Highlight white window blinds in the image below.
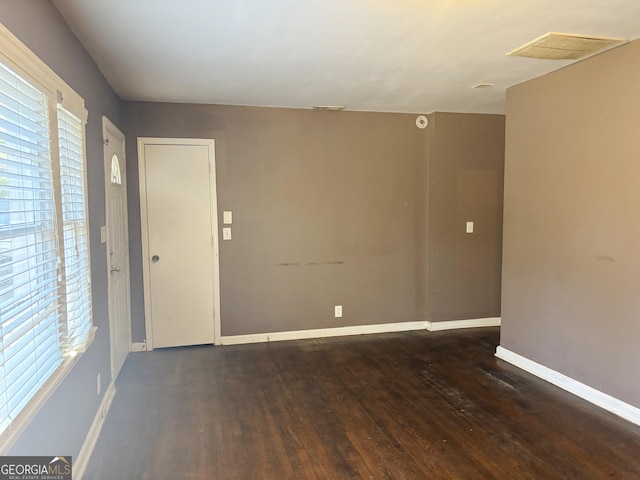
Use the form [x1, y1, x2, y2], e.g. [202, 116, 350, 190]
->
[57, 107, 92, 352]
[0, 63, 63, 434]
[0, 29, 93, 438]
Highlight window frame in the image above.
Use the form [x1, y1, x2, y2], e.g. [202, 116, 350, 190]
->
[0, 23, 95, 453]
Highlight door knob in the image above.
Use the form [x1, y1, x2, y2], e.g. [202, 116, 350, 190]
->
[110, 266, 120, 273]
[152, 255, 160, 263]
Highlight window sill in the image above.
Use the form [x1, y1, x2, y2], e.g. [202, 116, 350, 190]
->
[0, 326, 98, 454]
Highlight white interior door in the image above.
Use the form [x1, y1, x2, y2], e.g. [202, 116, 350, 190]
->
[103, 117, 131, 381]
[138, 139, 220, 349]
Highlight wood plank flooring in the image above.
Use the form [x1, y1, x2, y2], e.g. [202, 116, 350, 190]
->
[84, 328, 640, 479]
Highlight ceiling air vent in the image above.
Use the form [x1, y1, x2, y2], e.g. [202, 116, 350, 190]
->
[507, 32, 627, 60]
[313, 105, 345, 111]
[472, 83, 494, 89]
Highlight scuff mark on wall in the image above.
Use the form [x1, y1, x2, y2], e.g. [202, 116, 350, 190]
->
[276, 261, 346, 266]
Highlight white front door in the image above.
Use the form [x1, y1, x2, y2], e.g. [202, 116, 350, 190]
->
[138, 138, 220, 349]
[103, 117, 131, 380]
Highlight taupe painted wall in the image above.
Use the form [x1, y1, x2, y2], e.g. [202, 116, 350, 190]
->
[1, 0, 122, 456]
[501, 40, 640, 407]
[124, 105, 505, 339]
[1, 1, 505, 453]
[125, 103, 429, 338]
[429, 113, 505, 322]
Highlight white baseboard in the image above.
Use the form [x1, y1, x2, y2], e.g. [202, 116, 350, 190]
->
[426, 317, 501, 331]
[495, 346, 640, 427]
[131, 342, 147, 352]
[219, 321, 428, 346]
[74, 382, 117, 480]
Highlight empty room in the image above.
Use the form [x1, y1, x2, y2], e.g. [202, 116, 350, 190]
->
[1, 0, 640, 479]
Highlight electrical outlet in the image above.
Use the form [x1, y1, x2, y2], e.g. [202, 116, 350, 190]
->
[335, 305, 343, 318]
[96, 373, 101, 396]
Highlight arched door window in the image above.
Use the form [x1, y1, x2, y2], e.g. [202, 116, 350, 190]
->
[111, 154, 122, 185]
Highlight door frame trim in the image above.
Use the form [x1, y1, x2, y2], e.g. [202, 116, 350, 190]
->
[137, 137, 221, 350]
[103, 116, 132, 380]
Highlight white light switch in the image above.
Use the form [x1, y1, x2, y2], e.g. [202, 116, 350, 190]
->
[334, 305, 343, 318]
[222, 227, 232, 240]
[223, 211, 233, 224]
[466, 221, 474, 234]
[100, 226, 106, 243]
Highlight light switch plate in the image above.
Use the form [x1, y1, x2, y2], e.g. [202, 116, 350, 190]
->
[466, 221, 474, 234]
[335, 305, 342, 318]
[222, 227, 232, 240]
[223, 211, 232, 224]
[100, 226, 106, 243]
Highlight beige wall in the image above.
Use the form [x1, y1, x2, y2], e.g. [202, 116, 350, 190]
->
[501, 40, 640, 408]
[124, 103, 504, 339]
[429, 113, 505, 321]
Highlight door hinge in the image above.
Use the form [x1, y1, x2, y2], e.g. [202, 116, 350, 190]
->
[103, 138, 109, 145]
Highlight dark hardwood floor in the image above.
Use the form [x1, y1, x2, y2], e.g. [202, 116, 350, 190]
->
[84, 328, 640, 479]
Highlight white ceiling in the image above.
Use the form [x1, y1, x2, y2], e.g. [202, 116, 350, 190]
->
[52, 0, 640, 114]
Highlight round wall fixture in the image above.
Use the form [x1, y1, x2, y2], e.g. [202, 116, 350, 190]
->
[416, 115, 428, 129]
